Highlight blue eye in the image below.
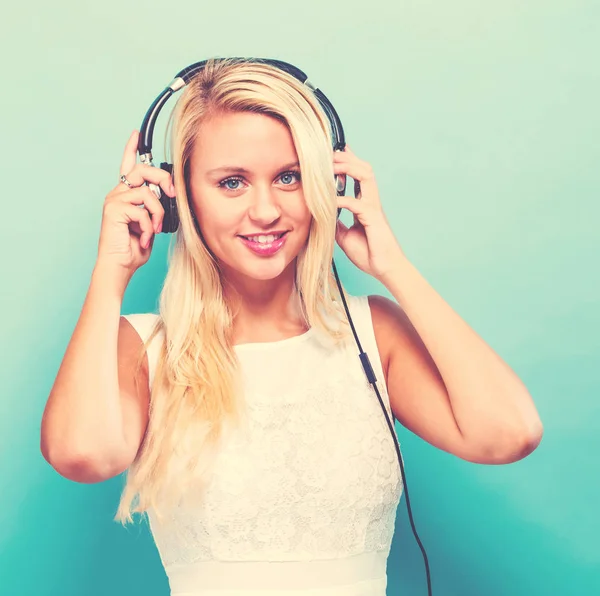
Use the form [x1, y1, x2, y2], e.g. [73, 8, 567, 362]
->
[218, 170, 301, 194]
[280, 170, 301, 185]
[221, 178, 243, 191]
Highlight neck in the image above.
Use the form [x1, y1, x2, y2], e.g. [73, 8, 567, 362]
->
[221, 261, 307, 331]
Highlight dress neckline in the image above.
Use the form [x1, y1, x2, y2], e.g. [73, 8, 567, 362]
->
[233, 327, 314, 350]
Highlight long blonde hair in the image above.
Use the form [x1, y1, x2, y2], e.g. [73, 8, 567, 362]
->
[115, 58, 351, 526]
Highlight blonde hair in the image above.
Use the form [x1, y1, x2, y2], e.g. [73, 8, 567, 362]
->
[115, 57, 351, 526]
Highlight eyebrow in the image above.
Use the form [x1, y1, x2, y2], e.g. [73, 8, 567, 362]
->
[206, 161, 300, 176]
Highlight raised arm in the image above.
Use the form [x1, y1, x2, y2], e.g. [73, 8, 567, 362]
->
[40, 130, 171, 482]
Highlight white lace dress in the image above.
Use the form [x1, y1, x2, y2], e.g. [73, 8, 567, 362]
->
[123, 294, 404, 596]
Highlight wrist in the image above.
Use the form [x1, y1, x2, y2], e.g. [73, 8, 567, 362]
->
[375, 251, 413, 287]
[91, 261, 134, 298]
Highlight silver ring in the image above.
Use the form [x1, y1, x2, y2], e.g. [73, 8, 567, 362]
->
[120, 174, 133, 188]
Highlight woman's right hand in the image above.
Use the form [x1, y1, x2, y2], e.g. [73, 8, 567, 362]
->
[96, 130, 175, 274]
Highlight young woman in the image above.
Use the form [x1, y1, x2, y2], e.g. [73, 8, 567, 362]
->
[41, 58, 543, 596]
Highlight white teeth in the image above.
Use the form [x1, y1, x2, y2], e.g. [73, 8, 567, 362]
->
[245, 233, 283, 244]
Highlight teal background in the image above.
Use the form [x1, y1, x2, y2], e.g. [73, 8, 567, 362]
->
[1, 1, 598, 594]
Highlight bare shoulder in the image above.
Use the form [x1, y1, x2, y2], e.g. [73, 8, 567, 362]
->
[118, 315, 150, 377]
[366, 294, 481, 462]
[366, 294, 409, 375]
[116, 316, 151, 470]
[367, 292, 440, 389]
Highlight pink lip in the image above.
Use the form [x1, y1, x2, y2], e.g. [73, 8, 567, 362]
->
[239, 232, 288, 256]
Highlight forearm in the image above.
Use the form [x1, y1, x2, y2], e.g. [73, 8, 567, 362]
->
[378, 255, 543, 451]
[41, 263, 132, 470]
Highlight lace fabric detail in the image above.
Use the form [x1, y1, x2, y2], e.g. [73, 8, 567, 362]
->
[123, 295, 403, 593]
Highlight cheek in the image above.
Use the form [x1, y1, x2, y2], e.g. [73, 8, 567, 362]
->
[289, 196, 312, 224]
[192, 200, 232, 236]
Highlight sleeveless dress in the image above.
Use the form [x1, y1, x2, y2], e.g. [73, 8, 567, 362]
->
[122, 294, 404, 596]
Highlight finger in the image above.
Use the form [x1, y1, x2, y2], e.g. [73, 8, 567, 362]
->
[335, 219, 349, 242]
[120, 130, 139, 178]
[337, 195, 364, 214]
[117, 163, 176, 199]
[333, 149, 350, 162]
[333, 144, 354, 159]
[116, 185, 165, 234]
[333, 162, 380, 204]
[121, 203, 155, 249]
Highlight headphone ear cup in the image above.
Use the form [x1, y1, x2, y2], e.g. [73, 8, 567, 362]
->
[158, 162, 179, 233]
[335, 173, 346, 219]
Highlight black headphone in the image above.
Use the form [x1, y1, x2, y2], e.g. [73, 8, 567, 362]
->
[136, 57, 432, 595]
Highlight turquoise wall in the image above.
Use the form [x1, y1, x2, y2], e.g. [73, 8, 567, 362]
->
[1, 1, 598, 594]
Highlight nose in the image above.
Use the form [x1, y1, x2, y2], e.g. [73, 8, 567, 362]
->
[247, 184, 281, 225]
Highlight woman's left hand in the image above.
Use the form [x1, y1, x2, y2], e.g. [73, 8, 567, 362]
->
[334, 146, 405, 280]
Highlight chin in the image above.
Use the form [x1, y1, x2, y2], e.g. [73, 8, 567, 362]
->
[215, 251, 293, 283]
[239, 256, 293, 281]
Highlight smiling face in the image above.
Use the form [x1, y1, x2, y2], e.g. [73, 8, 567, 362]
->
[187, 110, 313, 285]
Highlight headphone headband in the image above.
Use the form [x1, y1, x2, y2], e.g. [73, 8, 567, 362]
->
[137, 57, 346, 159]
